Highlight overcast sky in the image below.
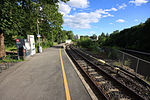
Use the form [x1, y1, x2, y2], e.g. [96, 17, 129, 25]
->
[58, 0, 150, 36]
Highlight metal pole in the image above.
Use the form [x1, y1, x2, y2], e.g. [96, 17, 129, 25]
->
[122, 53, 124, 67]
[37, 19, 40, 48]
[135, 58, 139, 76]
[52, 32, 53, 43]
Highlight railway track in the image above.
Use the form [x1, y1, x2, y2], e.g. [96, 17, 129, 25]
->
[66, 45, 150, 100]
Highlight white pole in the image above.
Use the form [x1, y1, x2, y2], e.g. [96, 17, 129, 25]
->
[37, 19, 40, 52]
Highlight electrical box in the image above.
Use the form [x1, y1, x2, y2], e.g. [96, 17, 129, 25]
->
[28, 35, 36, 55]
[24, 39, 31, 56]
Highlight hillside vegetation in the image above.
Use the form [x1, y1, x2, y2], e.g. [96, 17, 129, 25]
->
[77, 18, 150, 53]
[104, 18, 150, 52]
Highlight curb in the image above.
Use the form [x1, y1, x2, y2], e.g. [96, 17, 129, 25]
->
[63, 45, 98, 100]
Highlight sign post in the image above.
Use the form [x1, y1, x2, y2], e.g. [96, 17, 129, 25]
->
[37, 34, 42, 53]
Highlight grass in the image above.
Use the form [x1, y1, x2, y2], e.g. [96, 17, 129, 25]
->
[0, 55, 23, 63]
[5, 46, 17, 52]
[4, 41, 58, 62]
[145, 79, 150, 85]
[2, 46, 22, 63]
[53, 42, 58, 46]
[113, 61, 122, 66]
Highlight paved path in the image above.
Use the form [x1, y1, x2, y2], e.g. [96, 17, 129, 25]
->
[0, 45, 91, 100]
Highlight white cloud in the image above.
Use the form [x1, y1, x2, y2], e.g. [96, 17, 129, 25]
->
[96, 9, 109, 14]
[89, 31, 96, 35]
[73, 8, 76, 11]
[64, 11, 101, 29]
[109, 23, 113, 24]
[58, 2, 71, 16]
[58, 1, 125, 29]
[63, 9, 115, 29]
[129, 0, 148, 6]
[67, 0, 89, 8]
[134, 19, 138, 22]
[58, 0, 89, 16]
[102, 14, 114, 18]
[104, 7, 118, 11]
[116, 19, 125, 23]
[118, 3, 127, 9]
[111, 8, 118, 11]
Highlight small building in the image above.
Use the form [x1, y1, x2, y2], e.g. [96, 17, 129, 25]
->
[73, 35, 80, 40]
[65, 40, 72, 44]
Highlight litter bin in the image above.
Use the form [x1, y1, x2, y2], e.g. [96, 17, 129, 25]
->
[38, 46, 42, 53]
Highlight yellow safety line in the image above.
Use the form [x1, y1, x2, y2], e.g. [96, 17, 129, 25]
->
[59, 48, 71, 100]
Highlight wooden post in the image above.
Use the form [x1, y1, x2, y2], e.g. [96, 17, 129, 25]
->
[0, 33, 6, 58]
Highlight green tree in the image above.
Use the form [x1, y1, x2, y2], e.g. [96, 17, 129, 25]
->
[90, 34, 97, 40]
[104, 18, 150, 52]
[98, 32, 106, 46]
[0, 0, 72, 56]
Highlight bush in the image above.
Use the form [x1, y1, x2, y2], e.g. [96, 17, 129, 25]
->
[41, 40, 53, 49]
[77, 39, 92, 48]
[77, 39, 99, 52]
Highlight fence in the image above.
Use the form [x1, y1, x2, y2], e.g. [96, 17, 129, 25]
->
[100, 47, 150, 82]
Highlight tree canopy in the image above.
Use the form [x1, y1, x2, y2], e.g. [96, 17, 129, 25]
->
[103, 18, 150, 52]
[0, 0, 73, 47]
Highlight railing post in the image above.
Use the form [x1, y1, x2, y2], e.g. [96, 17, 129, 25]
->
[121, 53, 124, 67]
[135, 58, 139, 76]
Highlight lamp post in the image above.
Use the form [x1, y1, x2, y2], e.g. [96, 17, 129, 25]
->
[52, 31, 53, 45]
[36, 6, 43, 53]
[37, 19, 42, 53]
[37, 19, 40, 46]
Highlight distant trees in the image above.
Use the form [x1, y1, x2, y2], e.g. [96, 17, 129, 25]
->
[104, 18, 150, 52]
[90, 34, 97, 40]
[98, 32, 107, 46]
[77, 38, 99, 52]
[77, 18, 150, 53]
[57, 30, 73, 43]
[80, 35, 89, 40]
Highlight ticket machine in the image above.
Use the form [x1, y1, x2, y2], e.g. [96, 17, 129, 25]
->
[27, 35, 36, 55]
[16, 39, 25, 59]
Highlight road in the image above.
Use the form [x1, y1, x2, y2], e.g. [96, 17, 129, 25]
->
[0, 45, 91, 100]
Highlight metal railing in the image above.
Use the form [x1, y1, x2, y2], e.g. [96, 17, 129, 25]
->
[100, 47, 150, 82]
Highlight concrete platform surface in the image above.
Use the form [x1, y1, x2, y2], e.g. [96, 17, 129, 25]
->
[0, 45, 91, 100]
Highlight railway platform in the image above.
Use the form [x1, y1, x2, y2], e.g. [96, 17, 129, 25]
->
[0, 44, 92, 100]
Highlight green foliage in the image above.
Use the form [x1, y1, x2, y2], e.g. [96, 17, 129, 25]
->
[104, 18, 150, 52]
[124, 59, 131, 66]
[66, 31, 73, 40]
[0, 55, 23, 63]
[0, 0, 73, 49]
[56, 30, 73, 44]
[77, 38, 99, 52]
[80, 35, 89, 41]
[77, 39, 92, 48]
[90, 34, 97, 40]
[41, 40, 53, 49]
[5, 46, 17, 52]
[98, 32, 107, 46]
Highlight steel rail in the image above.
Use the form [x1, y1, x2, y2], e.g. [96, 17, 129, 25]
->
[69, 46, 147, 100]
[74, 46, 150, 89]
[66, 47, 109, 100]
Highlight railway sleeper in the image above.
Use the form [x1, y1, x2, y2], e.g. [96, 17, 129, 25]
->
[67, 46, 148, 100]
